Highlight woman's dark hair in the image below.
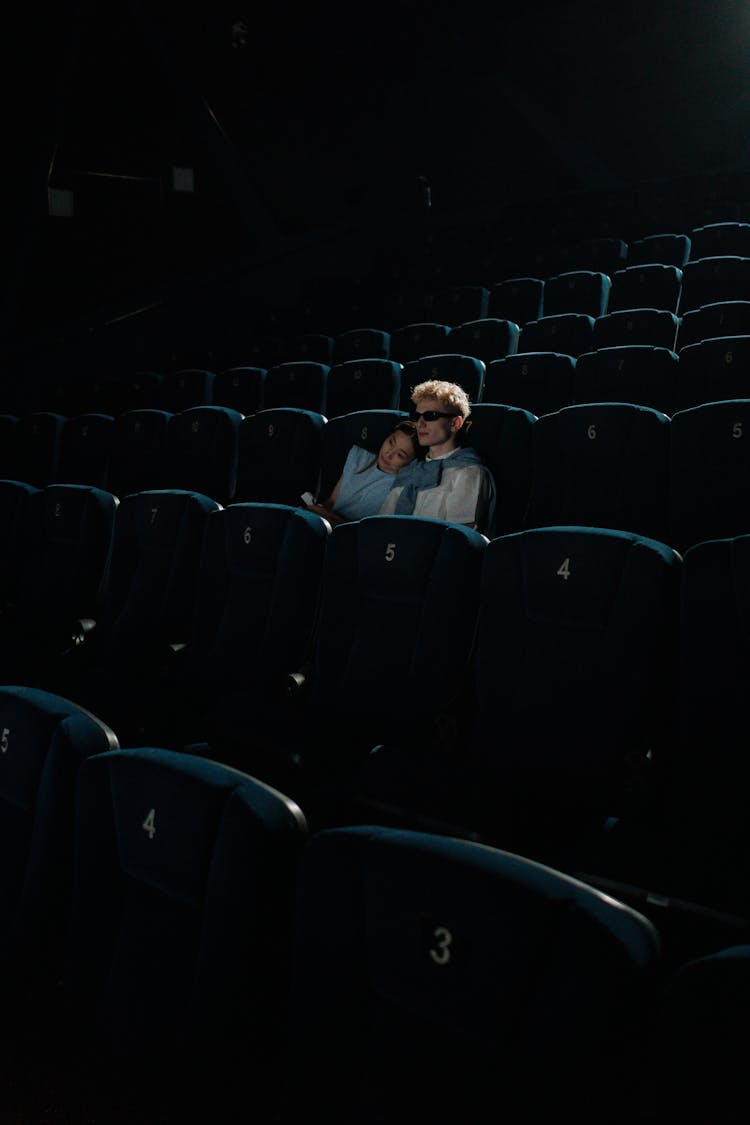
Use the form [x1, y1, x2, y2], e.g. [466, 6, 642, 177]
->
[393, 420, 423, 459]
[356, 421, 423, 475]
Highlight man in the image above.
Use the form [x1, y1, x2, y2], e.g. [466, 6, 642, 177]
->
[379, 379, 495, 531]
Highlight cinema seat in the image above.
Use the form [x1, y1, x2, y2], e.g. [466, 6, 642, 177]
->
[212, 365, 266, 415]
[0, 686, 118, 1011]
[57, 747, 307, 1120]
[543, 270, 611, 318]
[325, 359, 402, 418]
[524, 402, 671, 542]
[56, 413, 115, 489]
[399, 353, 485, 411]
[234, 408, 325, 505]
[488, 276, 544, 326]
[608, 264, 682, 315]
[289, 824, 659, 1124]
[519, 313, 595, 358]
[263, 361, 329, 414]
[592, 309, 679, 350]
[483, 351, 576, 416]
[573, 346, 679, 416]
[669, 399, 750, 552]
[108, 409, 172, 499]
[389, 322, 451, 365]
[163, 405, 243, 504]
[447, 317, 520, 365]
[0, 483, 118, 687]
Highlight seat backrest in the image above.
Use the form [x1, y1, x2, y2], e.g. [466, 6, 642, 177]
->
[626, 233, 691, 268]
[473, 526, 681, 817]
[675, 535, 750, 836]
[164, 406, 243, 504]
[176, 503, 331, 702]
[108, 409, 172, 499]
[559, 236, 628, 276]
[676, 300, 750, 351]
[399, 354, 485, 412]
[543, 270, 611, 318]
[592, 309, 679, 350]
[311, 517, 486, 740]
[16, 483, 118, 638]
[689, 222, 750, 260]
[263, 361, 329, 414]
[281, 332, 334, 365]
[679, 256, 750, 315]
[0, 479, 40, 604]
[524, 402, 671, 542]
[16, 412, 66, 487]
[234, 408, 325, 505]
[651, 945, 750, 1125]
[213, 366, 266, 415]
[431, 284, 490, 326]
[483, 352, 576, 417]
[674, 336, 750, 412]
[464, 403, 537, 536]
[158, 368, 215, 412]
[669, 400, 750, 552]
[389, 322, 451, 365]
[519, 313, 595, 358]
[57, 413, 115, 489]
[65, 747, 307, 1063]
[447, 318, 520, 366]
[488, 276, 544, 326]
[325, 359, 402, 418]
[0, 686, 118, 996]
[608, 264, 683, 315]
[100, 488, 222, 653]
[574, 346, 679, 416]
[290, 823, 659, 1123]
[333, 328, 391, 364]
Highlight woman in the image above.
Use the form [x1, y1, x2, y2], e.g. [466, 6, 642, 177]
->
[305, 421, 421, 526]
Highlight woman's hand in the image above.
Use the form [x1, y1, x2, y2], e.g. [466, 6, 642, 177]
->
[305, 502, 345, 526]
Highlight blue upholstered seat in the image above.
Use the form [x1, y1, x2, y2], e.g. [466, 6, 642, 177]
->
[163, 405, 243, 504]
[524, 402, 671, 542]
[234, 407, 325, 505]
[289, 824, 659, 1124]
[483, 351, 576, 416]
[574, 345, 679, 416]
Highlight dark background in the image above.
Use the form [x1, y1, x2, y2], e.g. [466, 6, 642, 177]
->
[7, 0, 750, 359]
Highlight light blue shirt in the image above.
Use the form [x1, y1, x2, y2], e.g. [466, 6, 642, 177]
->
[333, 445, 398, 520]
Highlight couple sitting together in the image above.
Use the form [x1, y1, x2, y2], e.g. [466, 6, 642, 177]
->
[305, 379, 495, 532]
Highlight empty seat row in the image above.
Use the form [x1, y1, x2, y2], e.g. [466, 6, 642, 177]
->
[488, 335, 750, 418]
[6, 680, 734, 1123]
[290, 225, 749, 340]
[21, 321, 750, 441]
[17, 506, 750, 921]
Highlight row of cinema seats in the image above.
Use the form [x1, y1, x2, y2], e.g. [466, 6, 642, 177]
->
[2, 518, 750, 1125]
[24, 325, 750, 433]
[301, 223, 750, 332]
[250, 223, 750, 347]
[2, 684, 743, 1125]
[5, 484, 750, 926]
[4, 397, 750, 551]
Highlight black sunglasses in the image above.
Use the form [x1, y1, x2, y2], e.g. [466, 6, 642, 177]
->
[410, 410, 459, 422]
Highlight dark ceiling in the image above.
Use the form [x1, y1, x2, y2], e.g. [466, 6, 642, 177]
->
[35, 0, 750, 230]
[7, 0, 750, 348]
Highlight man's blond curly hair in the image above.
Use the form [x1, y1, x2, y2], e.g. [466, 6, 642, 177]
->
[411, 380, 471, 419]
